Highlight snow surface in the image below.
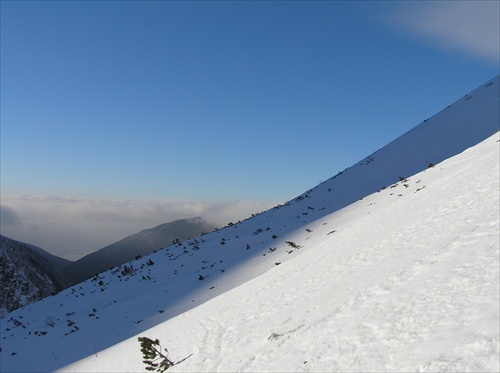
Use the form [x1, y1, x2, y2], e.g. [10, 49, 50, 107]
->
[1, 76, 499, 372]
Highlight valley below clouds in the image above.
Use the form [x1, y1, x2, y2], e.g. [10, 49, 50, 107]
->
[0, 195, 274, 261]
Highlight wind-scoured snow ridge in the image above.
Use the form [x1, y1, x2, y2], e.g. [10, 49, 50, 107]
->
[296, 75, 499, 209]
[1, 76, 498, 372]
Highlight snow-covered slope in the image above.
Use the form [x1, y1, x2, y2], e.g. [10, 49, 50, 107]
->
[0, 76, 498, 372]
[66, 132, 500, 373]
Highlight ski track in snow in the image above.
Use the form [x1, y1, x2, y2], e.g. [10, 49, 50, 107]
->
[1, 76, 499, 373]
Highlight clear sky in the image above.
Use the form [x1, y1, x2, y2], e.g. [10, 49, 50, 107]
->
[1, 1, 499, 259]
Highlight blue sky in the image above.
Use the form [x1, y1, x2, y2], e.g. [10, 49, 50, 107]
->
[1, 0, 499, 202]
[0, 1, 499, 259]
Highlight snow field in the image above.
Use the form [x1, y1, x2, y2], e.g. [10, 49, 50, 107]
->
[2, 76, 498, 372]
[60, 132, 499, 372]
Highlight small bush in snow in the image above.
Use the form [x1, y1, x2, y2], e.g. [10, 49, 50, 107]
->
[138, 336, 174, 372]
[285, 241, 301, 249]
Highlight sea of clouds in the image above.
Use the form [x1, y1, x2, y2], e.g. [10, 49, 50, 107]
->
[0, 195, 275, 261]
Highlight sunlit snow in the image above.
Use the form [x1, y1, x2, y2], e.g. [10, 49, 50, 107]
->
[1, 76, 498, 372]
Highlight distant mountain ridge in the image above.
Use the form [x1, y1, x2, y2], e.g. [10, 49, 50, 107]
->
[0, 235, 70, 317]
[13, 239, 73, 271]
[62, 217, 216, 285]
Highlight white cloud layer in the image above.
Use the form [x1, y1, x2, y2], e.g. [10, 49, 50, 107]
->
[385, 1, 500, 64]
[0, 195, 275, 261]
